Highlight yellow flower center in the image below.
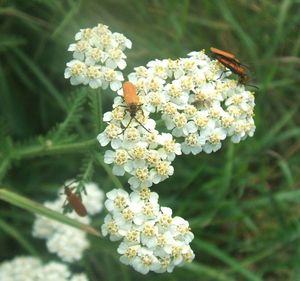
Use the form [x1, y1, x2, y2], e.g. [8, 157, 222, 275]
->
[168, 85, 181, 98]
[107, 220, 118, 234]
[139, 187, 151, 201]
[126, 230, 139, 242]
[111, 107, 125, 121]
[184, 105, 197, 117]
[132, 146, 146, 159]
[185, 134, 198, 146]
[113, 195, 127, 209]
[126, 127, 139, 141]
[164, 139, 176, 153]
[71, 63, 85, 76]
[164, 102, 177, 116]
[125, 247, 138, 258]
[155, 161, 170, 176]
[174, 114, 187, 128]
[208, 133, 221, 144]
[146, 151, 160, 165]
[114, 150, 128, 165]
[141, 255, 153, 266]
[143, 224, 155, 237]
[143, 203, 155, 216]
[180, 76, 193, 90]
[136, 168, 149, 181]
[75, 40, 89, 52]
[104, 69, 117, 81]
[122, 208, 134, 221]
[106, 124, 121, 139]
[159, 214, 172, 227]
[87, 66, 100, 79]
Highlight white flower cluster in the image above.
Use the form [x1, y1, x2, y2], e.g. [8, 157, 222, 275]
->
[32, 181, 104, 263]
[0, 256, 89, 281]
[98, 50, 256, 187]
[101, 188, 195, 274]
[126, 50, 256, 154]
[64, 23, 132, 90]
[65, 23, 257, 275]
[98, 108, 181, 189]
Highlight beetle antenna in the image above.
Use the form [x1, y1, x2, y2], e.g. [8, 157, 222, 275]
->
[246, 84, 259, 90]
[133, 118, 151, 133]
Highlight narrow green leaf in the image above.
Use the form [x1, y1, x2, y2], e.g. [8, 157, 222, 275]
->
[184, 262, 235, 281]
[216, 1, 256, 59]
[50, 89, 87, 142]
[267, 0, 293, 58]
[12, 48, 68, 112]
[0, 33, 26, 51]
[0, 188, 101, 237]
[259, 108, 297, 149]
[278, 159, 294, 187]
[0, 158, 11, 184]
[51, 0, 82, 39]
[242, 189, 300, 209]
[0, 218, 38, 256]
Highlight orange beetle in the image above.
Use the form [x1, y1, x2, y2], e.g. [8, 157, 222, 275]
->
[210, 47, 237, 61]
[215, 56, 248, 85]
[123, 81, 141, 118]
[64, 186, 87, 217]
[210, 47, 257, 88]
[119, 81, 150, 133]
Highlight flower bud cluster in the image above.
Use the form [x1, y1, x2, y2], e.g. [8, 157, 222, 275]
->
[64, 24, 132, 90]
[101, 188, 195, 274]
[0, 256, 89, 281]
[32, 181, 104, 263]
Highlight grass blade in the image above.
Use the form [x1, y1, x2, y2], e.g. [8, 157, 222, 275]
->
[0, 218, 38, 256]
[12, 48, 68, 112]
[194, 239, 263, 281]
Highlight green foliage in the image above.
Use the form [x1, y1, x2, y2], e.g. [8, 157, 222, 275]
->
[0, 0, 300, 280]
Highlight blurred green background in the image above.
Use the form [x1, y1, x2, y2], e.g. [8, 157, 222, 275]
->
[1, 0, 300, 280]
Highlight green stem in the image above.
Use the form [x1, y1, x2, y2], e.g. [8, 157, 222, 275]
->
[96, 89, 103, 133]
[13, 139, 97, 159]
[95, 154, 123, 189]
[0, 188, 101, 237]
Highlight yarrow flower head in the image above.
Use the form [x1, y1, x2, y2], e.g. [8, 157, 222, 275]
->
[97, 81, 181, 190]
[101, 188, 195, 274]
[64, 23, 132, 90]
[0, 256, 89, 281]
[98, 50, 256, 189]
[32, 181, 104, 263]
[127, 50, 256, 154]
[98, 119, 180, 189]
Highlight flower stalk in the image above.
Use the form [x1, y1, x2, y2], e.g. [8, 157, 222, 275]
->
[12, 139, 98, 160]
[0, 188, 101, 237]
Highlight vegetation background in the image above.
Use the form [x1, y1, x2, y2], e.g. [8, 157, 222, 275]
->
[0, 0, 300, 280]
